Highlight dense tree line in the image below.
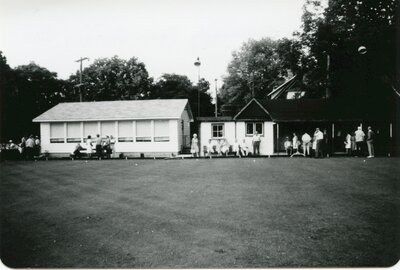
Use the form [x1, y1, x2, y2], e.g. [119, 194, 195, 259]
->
[220, 0, 398, 105]
[1, 0, 397, 141]
[0, 53, 214, 142]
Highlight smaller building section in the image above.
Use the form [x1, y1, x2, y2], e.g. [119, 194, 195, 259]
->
[32, 99, 193, 157]
[198, 97, 396, 156]
[198, 100, 275, 156]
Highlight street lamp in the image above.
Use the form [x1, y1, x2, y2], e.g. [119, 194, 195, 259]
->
[194, 57, 201, 116]
[214, 79, 218, 117]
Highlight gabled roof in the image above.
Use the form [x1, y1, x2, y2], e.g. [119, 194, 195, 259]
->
[33, 99, 193, 122]
[267, 75, 298, 99]
[233, 99, 272, 121]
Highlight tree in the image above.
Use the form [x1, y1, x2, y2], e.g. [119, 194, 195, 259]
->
[151, 74, 214, 119]
[1, 56, 67, 141]
[68, 56, 153, 101]
[298, 0, 398, 98]
[220, 38, 302, 105]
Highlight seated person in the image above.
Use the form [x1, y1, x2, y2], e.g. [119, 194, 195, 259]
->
[284, 137, 293, 156]
[232, 139, 240, 156]
[206, 139, 215, 156]
[73, 143, 84, 159]
[220, 139, 230, 156]
[240, 139, 249, 156]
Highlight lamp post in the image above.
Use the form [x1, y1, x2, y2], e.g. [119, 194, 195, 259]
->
[214, 79, 218, 117]
[75, 57, 89, 102]
[194, 57, 201, 117]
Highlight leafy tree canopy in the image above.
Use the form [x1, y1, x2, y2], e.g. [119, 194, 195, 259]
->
[68, 56, 153, 101]
[220, 38, 302, 105]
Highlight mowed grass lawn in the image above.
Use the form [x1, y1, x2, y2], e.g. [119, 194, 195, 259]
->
[1, 157, 399, 268]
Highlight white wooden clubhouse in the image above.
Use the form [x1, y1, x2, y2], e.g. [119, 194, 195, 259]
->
[33, 99, 193, 157]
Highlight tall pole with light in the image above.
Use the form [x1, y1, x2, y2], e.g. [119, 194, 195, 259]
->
[194, 57, 201, 117]
[75, 57, 89, 102]
[214, 78, 218, 117]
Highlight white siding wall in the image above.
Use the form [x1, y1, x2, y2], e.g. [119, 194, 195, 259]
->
[199, 122, 236, 156]
[40, 119, 180, 156]
[177, 108, 191, 150]
[200, 121, 275, 156]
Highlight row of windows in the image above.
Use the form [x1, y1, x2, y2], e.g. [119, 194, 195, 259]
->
[211, 122, 263, 138]
[50, 120, 170, 143]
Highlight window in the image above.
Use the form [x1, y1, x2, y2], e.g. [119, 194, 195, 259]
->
[50, 123, 65, 143]
[246, 122, 263, 136]
[212, 124, 224, 138]
[118, 121, 133, 142]
[101, 121, 115, 138]
[83, 122, 98, 140]
[136, 121, 151, 142]
[66, 122, 81, 143]
[154, 120, 170, 142]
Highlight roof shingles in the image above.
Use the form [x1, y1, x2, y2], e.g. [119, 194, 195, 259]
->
[33, 99, 191, 122]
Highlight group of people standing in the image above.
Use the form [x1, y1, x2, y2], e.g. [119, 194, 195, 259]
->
[73, 135, 116, 159]
[284, 126, 376, 158]
[344, 126, 375, 158]
[1, 135, 40, 160]
[284, 128, 325, 158]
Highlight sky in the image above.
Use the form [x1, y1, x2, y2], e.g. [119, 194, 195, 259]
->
[0, 0, 304, 89]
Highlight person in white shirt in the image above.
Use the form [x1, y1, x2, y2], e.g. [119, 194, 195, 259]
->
[220, 139, 230, 156]
[301, 132, 312, 156]
[240, 139, 249, 156]
[354, 126, 365, 156]
[232, 139, 240, 157]
[284, 137, 293, 156]
[206, 139, 214, 157]
[314, 128, 324, 158]
[292, 133, 299, 153]
[344, 133, 352, 156]
[86, 135, 93, 158]
[252, 131, 261, 155]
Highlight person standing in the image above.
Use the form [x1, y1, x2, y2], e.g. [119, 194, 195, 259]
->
[86, 135, 93, 159]
[252, 131, 261, 156]
[25, 135, 35, 160]
[103, 136, 111, 159]
[314, 128, 324, 158]
[292, 133, 299, 153]
[301, 132, 312, 156]
[191, 134, 199, 157]
[34, 136, 41, 156]
[366, 126, 375, 158]
[110, 135, 116, 158]
[19, 137, 26, 158]
[345, 133, 352, 156]
[95, 134, 103, 160]
[354, 126, 365, 157]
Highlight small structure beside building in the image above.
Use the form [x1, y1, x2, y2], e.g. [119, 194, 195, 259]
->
[32, 99, 193, 157]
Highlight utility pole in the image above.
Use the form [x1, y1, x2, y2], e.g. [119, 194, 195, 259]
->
[326, 53, 331, 99]
[194, 57, 201, 116]
[214, 79, 218, 117]
[75, 57, 89, 102]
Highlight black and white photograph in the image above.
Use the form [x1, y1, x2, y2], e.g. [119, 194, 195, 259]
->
[0, 0, 399, 268]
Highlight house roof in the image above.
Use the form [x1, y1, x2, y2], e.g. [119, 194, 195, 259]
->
[33, 99, 193, 122]
[233, 99, 272, 121]
[257, 98, 393, 122]
[267, 75, 298, 99]
[197, 116, 234, 122]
